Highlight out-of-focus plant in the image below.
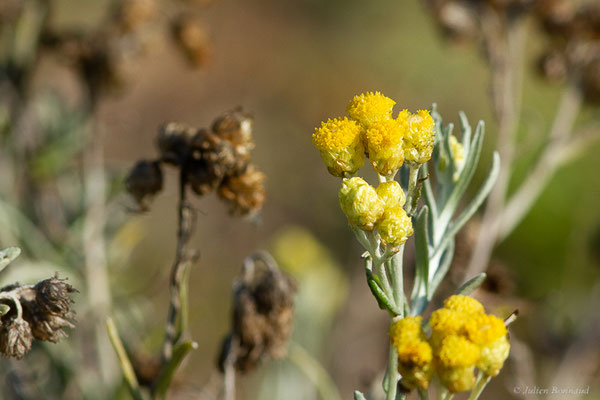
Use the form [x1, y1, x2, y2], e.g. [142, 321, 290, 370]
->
[113, 110, 266, 399]
[423, 0, 600, 277]
[0, 246, 77, 360]
[312, 92, 516, 400]
[1, 0, 213, 397]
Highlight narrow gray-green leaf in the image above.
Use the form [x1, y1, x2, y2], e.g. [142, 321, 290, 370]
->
[456, 273, 487, 295]
[0, 247, 21, 273]
[458, 111, 472, 155]
[354, 391, 368, 400]
[434, 152, 500, 258]
[413, 207, 430, 300]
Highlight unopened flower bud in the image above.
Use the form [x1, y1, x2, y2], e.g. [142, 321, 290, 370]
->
[312, 117, 365, 177]
[400, 109, 435, 165]
[376, 206, 413, 247]
[437, 335, 479, 392]
[338, 177, 384, 231]
[376, 181, 406, 209]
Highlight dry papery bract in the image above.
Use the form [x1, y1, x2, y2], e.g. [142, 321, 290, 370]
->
[0, 275, 77, 359]
[218, 253, 297, 373]
[126, 109, 266, 216]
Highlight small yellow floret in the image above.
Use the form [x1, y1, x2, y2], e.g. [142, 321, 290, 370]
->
[312, 117, 365, 177]
[478, 335, 510, 377]
[444, 295, 485, 316]
[364, 119, 405, 176]
[338, 177, 384, 231]
[346, 91, 396, 128]
[429, 309, 467, 337]
[464, 313, 507, 345]
[437, 335, 479, 368]
[390, 316, 424, 348]
[400, 109, 435, 165]
[376, 205, 413, 247]
[376, 181, 406, 209]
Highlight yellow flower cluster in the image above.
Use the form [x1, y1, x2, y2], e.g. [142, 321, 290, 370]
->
[389, 317, 433, 390]
[312, 92, 435, 178]
[389, 295, 510, 393]
[339, 178, 413, 246]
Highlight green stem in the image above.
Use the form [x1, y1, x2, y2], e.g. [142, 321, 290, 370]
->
[287, 341, 342, 400]
[384, 345, 399, 400]
[467, 372, 491, 400]
[106, 318, 145, 400]
[405, 164, 421, 217]
[386, 245, 405, 316]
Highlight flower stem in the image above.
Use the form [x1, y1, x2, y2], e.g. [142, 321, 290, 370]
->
[384, 345, 399, 400]
[106, 318, 145, 400]
[467, 372, 491, 400]
[405, 164, 421, 217]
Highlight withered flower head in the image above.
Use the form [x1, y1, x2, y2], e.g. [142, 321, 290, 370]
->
[217, 165, 266, 217]
[218, 252, 296, 373]
[125, 159, 163, 209]
[113, 0, 157, 33]
[157, 122, 196, 165]
[212, 109, 255, 154]
[0, 318, 32, 360]
[187, 130, 237, 196]
[0, 275, 77, 358]
[172, 15, 211, 68]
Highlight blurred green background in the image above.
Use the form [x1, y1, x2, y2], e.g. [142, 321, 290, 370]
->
[3, 0, 600, 398]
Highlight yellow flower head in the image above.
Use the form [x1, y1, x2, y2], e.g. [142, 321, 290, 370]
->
[346, 91, 396, 128]
[338, 177, 384, 231]
[364, 119, 406, 176]
[437, 334, 479, 368]
[429, 308, 468, 338]
[464, 314, 507, 346]
[449, 135, 465, 180]
[444, 295, 485, 316]
[400, 109, 435, 165]
[376, 181, 406, 209]
[312, 117, 365, 177]
[390, 316, 425, 348]
[478, 335, 510, 377]
[390, 317, 433, 390]
[376, 205, 413, 247]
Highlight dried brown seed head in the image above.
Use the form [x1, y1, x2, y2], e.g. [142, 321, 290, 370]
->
[125, 160, 164, 209]
[113, 0, 157, 33]
[34, 277, 77, 316]
[0, 318, 32, 359]
[157, 122, 196, 165]
[172, 15, 211, 68]
[217, 165, 266, 217]
[220, 253, 296, 373]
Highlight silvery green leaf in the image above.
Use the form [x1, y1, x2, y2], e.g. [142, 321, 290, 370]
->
[438, 121, 485, 226]
[458, 111, 472, 155]
[421, 163, 438, 225]
[429, 240, 456, 302]
[0, 304, 10, 316]
[354, 391, 368, 400]
[0, 247, 21, 273]
[456, 273, 487, 295]
[412, 207, 430, 298]
[433, 152, 500, 258]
